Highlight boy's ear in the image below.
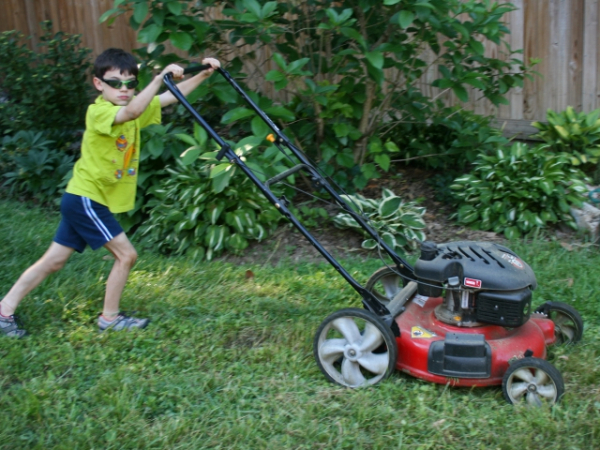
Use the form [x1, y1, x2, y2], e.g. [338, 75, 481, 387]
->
[93, 77, 104, 92]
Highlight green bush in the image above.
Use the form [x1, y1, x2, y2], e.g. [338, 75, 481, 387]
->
[0, 130, 74, 204]
[0, 21, 92, 134]
[384, 107, 509, 170]
[332, 188, 426, 251]
[139, 160, 282, 260]
[102, 0, 535, 191]
[532, 107, 600, 166]
[451, 142, 589, 239]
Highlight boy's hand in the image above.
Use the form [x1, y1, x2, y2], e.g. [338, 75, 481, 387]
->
[200, 58, 220, 76]
[160, 64, 185, 80]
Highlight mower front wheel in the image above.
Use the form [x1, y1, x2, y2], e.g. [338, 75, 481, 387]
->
[502, 357, 564, 406]
[365, 267, 404, 307]
[534, 301, 584, 344]
[313, 308, 397, 388]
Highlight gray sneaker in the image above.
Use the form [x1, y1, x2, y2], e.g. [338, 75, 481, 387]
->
[0, 314, 27, 338]
[98, 312, 149, 332]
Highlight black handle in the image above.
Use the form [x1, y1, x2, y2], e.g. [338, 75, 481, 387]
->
[183, 64, 212, 75]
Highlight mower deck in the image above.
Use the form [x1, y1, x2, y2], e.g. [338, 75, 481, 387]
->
[395, 296, 556, 387]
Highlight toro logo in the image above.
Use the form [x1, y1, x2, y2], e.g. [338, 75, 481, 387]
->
[464, 277, 482, 289]
[501, 252, 524, 269]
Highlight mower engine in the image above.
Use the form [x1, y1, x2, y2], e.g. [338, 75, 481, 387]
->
[414, 241, 537, 328]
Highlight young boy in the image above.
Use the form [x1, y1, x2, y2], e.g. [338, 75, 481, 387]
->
[0, 48, 220, 337]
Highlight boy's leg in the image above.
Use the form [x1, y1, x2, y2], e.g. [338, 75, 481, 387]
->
[102, 232, 138, 317]
[0, 242, 74, 316]
[97, 232, 148, 331]
[1, 242, 74, 337]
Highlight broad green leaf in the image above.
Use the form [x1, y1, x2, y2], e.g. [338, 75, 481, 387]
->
[210, 163, 233, 179]
[400, 213, 426, 229]
[336, 152, 355, 168]
[138, 24, 162, 43]
[170, 32, 193, 50]
[365, 51, 384, 70]
[166, 1, 183, 16]
[374, 154, 391, 172]
[384, 141, 400, 153]
[264, 106, 295, 122]
[221, 107, 255, 124]
[194, 123, 208, 146]
[399, 11, 415, 29]
[99, 8, 121, 23]
[211, 168, 235, 193]
[379, 196, 402, 218]
[251, 116, 270, 137]
[133, 2, 149, 24]
[180, 146, 202, 165]
[362, 238, 378, 249]
[452, 85, 469, 102]
[175, 133, 198, 147]
[504, 226, 521, 240]
[243, 0, 262, 18]
[469, 40, 485, 55]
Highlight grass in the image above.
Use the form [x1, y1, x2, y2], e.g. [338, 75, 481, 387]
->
[1, 198, 599, 449]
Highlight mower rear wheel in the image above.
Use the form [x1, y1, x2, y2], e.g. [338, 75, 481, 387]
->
[502, 357, 564, 406]
[534, 301, 584, 344]
[365, 267, 403, 307]
[313, 308, 397, 388]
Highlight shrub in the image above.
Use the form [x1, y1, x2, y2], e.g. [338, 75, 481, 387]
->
[103, 0, 535, 191]
[384, 107, 509, 170]
[451, 142, 589, 239]
[332, 188, 426, 251]
[0, 130, 74, 204]
[139, 160, 282, 260]
[0, 21, 92, 134]
[532, 107, 600, 166]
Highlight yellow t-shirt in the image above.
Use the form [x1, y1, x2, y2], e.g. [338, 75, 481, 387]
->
[66, 95, 161, 213]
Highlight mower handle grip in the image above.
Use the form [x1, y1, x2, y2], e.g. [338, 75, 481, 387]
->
[183, 64, 213, 75]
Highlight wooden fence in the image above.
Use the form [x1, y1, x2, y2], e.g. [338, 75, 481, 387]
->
[1, 0, 599, 137]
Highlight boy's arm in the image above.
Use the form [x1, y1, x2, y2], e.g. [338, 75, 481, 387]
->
[158, 58, 220, 107]
[113, 63, 185, 125]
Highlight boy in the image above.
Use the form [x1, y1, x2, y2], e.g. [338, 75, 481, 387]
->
[0, 48, 220, 337]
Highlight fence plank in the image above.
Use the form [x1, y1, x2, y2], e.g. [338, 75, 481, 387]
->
[583, 0, 600, 111]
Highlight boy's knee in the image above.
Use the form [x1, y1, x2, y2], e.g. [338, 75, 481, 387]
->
[46, 258, 68, 274]
[123, 248, 138, 267]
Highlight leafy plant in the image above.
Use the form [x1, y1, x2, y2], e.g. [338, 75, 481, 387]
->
[0, 21, 92, 134]
[139, 160, 282, 260]
[0, 130, 55, 174]
[451, 142, 589, 239]
[3, 147, 74, 204]
[102, 0, 534, 191]
[532, 107, 600, 183]
[385, 107, 509, 170]
[332, 188, 426, 251]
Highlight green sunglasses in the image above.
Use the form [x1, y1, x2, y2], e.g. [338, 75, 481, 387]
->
[99, 77, 139, 90]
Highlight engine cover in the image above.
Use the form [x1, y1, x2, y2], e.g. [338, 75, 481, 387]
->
[414, 241, 537, 292]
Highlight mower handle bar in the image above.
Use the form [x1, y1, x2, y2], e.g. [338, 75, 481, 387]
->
[182, 64, 213, 75]
[161, 65, 415, 319]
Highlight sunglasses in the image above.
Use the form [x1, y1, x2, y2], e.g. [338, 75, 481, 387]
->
[99, 77, 139, 90]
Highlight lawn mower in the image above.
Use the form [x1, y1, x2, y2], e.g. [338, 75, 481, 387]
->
[164, 65, 584, 406]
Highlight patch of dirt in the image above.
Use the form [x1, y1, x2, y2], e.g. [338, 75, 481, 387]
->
[221, 168, 507, 267]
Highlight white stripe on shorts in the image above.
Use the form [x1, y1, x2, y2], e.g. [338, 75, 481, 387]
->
[82, 197, 114, 242]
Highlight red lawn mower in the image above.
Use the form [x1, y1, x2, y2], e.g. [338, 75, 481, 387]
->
[165, 65, 584, 406]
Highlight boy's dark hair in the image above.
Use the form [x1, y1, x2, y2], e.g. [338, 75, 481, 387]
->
[94, 48, 138, 79]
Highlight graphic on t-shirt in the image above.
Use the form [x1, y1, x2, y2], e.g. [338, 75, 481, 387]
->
[116, 135, 128, 151]
[114, 134, 137, 180]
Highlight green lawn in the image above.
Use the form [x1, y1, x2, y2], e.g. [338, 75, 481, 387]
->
[1, 199, 599, 449]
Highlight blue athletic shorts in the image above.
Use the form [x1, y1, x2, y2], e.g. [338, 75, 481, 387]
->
[53, 193, 123, 253]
